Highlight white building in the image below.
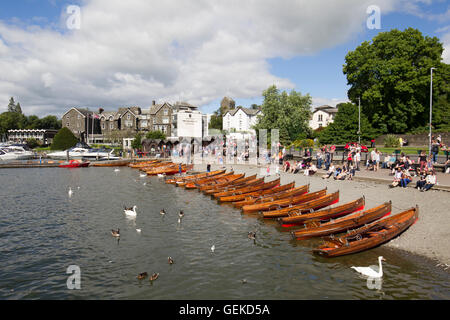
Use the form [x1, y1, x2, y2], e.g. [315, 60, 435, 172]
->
[309, 105, 338, 130]
[222, 107, 261, 134]
[171, 102, 203, 139]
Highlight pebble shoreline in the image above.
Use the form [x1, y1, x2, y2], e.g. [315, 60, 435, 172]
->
[192, 162, 450, 266]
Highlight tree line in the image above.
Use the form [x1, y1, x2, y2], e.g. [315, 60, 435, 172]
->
[0, 97, 62, 138]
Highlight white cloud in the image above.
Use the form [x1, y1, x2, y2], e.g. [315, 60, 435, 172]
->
[0, 0, 402, 116]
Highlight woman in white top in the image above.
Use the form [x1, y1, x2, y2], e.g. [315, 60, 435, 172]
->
[422, 171, 437, 191]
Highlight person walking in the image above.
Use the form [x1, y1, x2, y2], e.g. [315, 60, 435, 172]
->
[354, 151, 361, 171]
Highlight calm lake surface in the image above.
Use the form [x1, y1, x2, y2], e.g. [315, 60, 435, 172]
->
[0, 167, 449, 299]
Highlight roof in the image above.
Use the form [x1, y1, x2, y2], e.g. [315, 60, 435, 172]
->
[62, 107, 94, 118]
[224, 106, 261, 117]
[313, 105, 338, 114]
[149, 102, 172, 115]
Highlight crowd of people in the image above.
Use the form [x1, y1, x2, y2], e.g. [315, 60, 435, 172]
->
[273, 137, 447, 192]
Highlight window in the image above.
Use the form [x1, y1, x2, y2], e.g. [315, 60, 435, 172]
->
[125, 120, 132, 127]
[162, 117, 169, 124]
[141, 121, 148, 127]
[66, 122, 70, 127]
[77, 114, 81, 119]
[77, 122, 80, 128]
[110, 123, 114, 129]
[102, 123, 105, 129]
[318, 114, 323, 122]
[127, 114, 131, 120]
[153, 119, 156, 124]
[319, 123, 323, 128]
[163, 109, 168, 115]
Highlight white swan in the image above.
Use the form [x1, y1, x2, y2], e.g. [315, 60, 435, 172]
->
[124, 205, 137, 217]
[140, 173, 146, 178]
[351, 256, 386, 278]
[136, 228, 141, 233]
[68, 187, 73, 197]
[211, 244, 215, 252]
[157, 173, 165, 178]
[114, 168, 120, 172]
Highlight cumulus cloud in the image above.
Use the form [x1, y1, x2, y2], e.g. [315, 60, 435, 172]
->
[0, 0, 403, 116]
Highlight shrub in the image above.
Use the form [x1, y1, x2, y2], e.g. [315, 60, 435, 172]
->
[50, 127, 78, 150]
[26, 138, 41, 149]
[384, 134, 400, 148]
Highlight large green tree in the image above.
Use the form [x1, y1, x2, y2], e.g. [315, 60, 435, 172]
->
[254, 85, 312, 145]
[343, 28, 450, 133]
[318, 102, 376, 145]
[50, 127, 79, 150]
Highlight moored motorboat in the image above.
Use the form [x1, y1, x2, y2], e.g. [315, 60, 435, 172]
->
[279, 196, 365, 227]
[262, 191, 340, 219]
[313, 206, 418, 257]
[291, 201, 391, 240]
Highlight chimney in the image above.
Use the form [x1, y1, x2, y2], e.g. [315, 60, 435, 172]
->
[152, 100, 156, 105]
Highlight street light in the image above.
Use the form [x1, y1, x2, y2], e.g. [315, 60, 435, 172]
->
[429, 67, 436, 157]
[357, 97, 361, 144]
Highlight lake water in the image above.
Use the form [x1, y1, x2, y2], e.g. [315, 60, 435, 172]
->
[0, 167, 449, 299]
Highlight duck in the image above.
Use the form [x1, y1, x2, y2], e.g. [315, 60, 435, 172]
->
[137, 272, 148, 280]
[160, 209, 166, 216]
[179, 210, 184, 219]
[168, 257, 174, 265]
[351, 256, 386, 278]
[124, 205, 137, 217]
[150, 273, 159, 281]
[111, 228, 120, 237]
[248, 231, 256, 240]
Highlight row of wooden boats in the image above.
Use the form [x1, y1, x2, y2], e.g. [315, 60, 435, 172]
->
[129, 165, 419, 257]
[127, 160, 193, 175]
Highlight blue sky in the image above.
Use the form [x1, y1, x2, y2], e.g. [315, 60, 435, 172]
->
[0, 0, 448, 116]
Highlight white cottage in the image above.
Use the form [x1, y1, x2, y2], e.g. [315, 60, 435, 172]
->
[222, 107, 261, 134]
[309, 105, 338, 130]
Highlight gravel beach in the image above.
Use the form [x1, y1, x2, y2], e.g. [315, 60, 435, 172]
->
[193, 162, 450, 266]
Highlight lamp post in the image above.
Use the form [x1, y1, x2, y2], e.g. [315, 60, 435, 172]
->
[357, 97, 361, 144]
[429, 67, 435, 157]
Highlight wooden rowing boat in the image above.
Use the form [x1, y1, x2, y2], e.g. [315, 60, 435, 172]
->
[184, 171, 234, 189]
[279, 196, 365, 227]
[262, 191, 340, 219]
[165, 170, 226, 184]
[291, 201, 391, 240]
[224, 184, 305, 204]
[313, 206, 418, 257]
[231, 182, 297, 207]
[91, 159, 131, 167]
[146, 164, 192, 175]
[204, 176, 264, 195]
[202, 174, 258, 194]
[214, 178, 280, 200]
[128, 160, 160, 168]
[241, 188, 327, 213]
[193, 173, 245, 190]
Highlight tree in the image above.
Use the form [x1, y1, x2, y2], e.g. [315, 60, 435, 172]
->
[208, 110, 223, 131]
[343, 28, 450, 133]
[318, 102, 376, 145]
[131, 132, 143, 150]
[50, 127, 79, 150]
[39, 115, 62, 129]
[145, 130, 166, 140]
[7, 97, 16, 113]
[253, 85, 312, 145]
